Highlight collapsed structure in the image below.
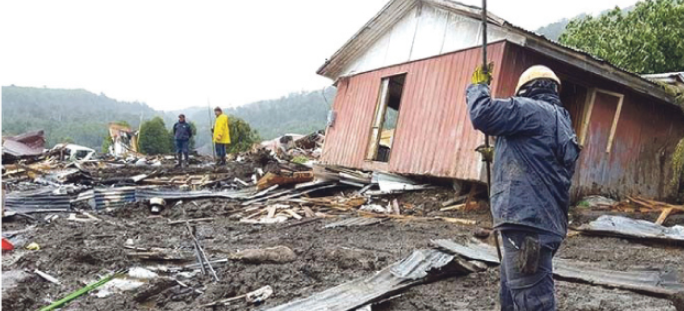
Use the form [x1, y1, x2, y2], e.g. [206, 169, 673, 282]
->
[316, 0, 684, 201]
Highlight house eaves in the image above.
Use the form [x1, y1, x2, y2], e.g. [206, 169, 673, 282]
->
[317, 0, 678, 107]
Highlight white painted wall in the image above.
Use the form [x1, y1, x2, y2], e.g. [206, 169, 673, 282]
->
[340, 4, 525, 77]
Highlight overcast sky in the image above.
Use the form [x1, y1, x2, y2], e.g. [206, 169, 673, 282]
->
[0, 0, 641, 111]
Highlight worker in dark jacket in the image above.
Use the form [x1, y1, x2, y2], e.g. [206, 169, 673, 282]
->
[173, 114, 193, 167]
[466, 65, 580, 311]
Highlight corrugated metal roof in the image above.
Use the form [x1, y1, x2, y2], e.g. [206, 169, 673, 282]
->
[642, 72, 684, 84]
[317, 0, 677, 106]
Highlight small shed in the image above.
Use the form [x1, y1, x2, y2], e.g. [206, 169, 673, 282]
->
[317, 0, 684, 200]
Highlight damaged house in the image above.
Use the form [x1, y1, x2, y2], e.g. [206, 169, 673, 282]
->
[317, 0, 684, 201]
[108, 123, 140, 158]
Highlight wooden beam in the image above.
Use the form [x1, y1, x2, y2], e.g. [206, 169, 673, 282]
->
[604, 90, 625, 153]
[579, 88, 596, 147]
[656, 208, 673, 225]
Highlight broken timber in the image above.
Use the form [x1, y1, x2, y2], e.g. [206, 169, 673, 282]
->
[433, 239, 684, 297]
[578, 215, 684, 245]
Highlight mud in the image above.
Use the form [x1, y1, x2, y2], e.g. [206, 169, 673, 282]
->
[3, 193, 684, 310]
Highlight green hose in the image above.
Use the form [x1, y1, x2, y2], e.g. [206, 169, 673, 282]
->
[37, 269, 127, 311]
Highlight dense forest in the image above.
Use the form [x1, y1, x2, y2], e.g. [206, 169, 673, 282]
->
[1, 86, 168, 148]
[1, 85, 334, 152]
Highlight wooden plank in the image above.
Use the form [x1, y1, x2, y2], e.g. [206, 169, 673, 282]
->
[440, 203, 465, 211]
[284, 209, 303, 220]
[655, 208, 673, 225]
[579, 88, 596, 146]
[603, 90, 625, 153]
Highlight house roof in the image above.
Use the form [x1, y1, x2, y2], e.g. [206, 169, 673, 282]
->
[642, 72, 684, 85]
[317, 0, 677, 106]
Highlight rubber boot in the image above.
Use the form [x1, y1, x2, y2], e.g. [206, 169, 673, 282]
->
[175, 153, 182, 168]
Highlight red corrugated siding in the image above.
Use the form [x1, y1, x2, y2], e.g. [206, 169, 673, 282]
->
[322, 42, 506, 181]
[498, 43, 684, 200]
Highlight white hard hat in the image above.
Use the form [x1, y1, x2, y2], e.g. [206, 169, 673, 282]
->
[515, 65, 561, 95]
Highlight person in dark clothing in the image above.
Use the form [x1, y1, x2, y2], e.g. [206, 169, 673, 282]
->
[173, 114, 193, 167]
[466, 65, 580, 311]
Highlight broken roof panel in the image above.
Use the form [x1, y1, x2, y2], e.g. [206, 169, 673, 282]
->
[2, 130, 46, 158]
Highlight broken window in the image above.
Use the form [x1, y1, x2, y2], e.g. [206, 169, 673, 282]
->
[366, 74, 406, 162]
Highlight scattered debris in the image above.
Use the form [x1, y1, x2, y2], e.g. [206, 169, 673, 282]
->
[228, 246, 297, 264]
[149, 197, 166, 214]
[37, 269, 127, 311]
[434, 239, 684, 297]
[201, 285, 274, 307]
[265, 249, 481, 311]
[324, 217, 387, 228]
[578, 215, 684, 244]
[34, 269, 61, 285]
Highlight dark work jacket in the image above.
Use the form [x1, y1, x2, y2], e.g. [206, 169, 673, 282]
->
[173, 121, 193, 141]
[465, 84, 580, 237]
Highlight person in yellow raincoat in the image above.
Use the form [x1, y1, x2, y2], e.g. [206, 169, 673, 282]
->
[212, 107, 231, 165]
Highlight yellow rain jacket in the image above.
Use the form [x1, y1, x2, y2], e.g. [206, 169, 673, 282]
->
[213, 114, 231, 144]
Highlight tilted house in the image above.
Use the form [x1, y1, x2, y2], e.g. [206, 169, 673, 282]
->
[317, 0, 684, 200]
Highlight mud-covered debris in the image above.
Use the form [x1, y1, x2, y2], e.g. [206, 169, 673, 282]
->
[473, 227, 491, 239]
[672, 291, 684, 311]
[133, 278, 177, 303]
[246, 285, 274, 304]
[229, 246, 296, 264]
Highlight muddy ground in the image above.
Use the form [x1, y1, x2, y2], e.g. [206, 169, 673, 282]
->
[3, 185, 684, 311]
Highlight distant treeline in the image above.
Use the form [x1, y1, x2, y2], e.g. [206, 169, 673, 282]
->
[2, 85, 335, 151]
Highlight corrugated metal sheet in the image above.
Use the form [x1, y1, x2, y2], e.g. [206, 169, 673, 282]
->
[322, 42, 506, 181]
[2, 130, 46, 157]
[498, 43, 684, 200]
[265, 249, 459, 311]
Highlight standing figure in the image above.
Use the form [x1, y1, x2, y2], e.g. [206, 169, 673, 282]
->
[212, 107, 231, 166]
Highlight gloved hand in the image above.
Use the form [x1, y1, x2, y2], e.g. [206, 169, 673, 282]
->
[475, 144, 494, 163]
[471, 62, 494, 85]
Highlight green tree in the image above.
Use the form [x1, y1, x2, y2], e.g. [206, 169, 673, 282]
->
[226, 116, 261, 154]
[102, 135, 114, 153]
[188, 122, 198, 150]
[139, 116, 173, 155]
[560, 0, 684, 74]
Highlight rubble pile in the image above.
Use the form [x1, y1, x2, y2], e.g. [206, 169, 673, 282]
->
[2, 130, 684, 311]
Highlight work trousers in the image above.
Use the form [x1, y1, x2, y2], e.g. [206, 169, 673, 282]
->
[215, 143, 227, 158]
[175, 139, 189, 161]
[499, 229, 563, 311]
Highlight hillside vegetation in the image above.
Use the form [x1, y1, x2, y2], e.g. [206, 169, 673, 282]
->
[2, 85, 335, 151]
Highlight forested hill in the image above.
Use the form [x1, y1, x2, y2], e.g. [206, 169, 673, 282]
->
[535, 5, 635, 41]
[223, 87, 334, 140]
[1, 86, 171, 148]
[2, 85, 335, 150]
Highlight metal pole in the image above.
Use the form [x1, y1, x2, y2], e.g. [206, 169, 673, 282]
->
[481, 0, 502, 262]
[207, 99, 216, 161]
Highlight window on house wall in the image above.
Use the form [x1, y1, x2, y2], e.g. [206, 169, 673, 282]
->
[366, 74, 406, 162]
